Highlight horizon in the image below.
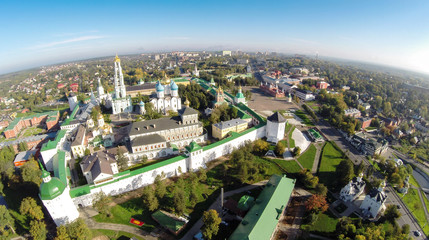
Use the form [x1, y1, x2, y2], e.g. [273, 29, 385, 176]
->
[2, 0, 429, 75]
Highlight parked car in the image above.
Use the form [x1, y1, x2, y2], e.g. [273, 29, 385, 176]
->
[414, 231, 422, 237]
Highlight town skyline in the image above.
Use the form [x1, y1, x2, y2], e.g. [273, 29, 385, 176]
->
[2, 0, 429, 75]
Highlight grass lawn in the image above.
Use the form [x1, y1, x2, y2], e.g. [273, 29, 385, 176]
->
[93, 198, 158, 232]
[288, 126, 296, 148]
[368, 158, 381, 172]
[294, 110, 314, 126]
[270, 159, 302, 174]
[297, 144, 317, 170]
[285, 123, 293, 136]
[408, 174, 421, 188]
[423, 194, 429, 215]
[400, 188, 429, 236]
[306, 101, 319, 111]
[318, 141, 346, 187]
[20, 126, 45, 138]
[15, 104, 69, 118]
[301, 211, 338, 234]
[365, 127, 377, 131]
[91, 229, 145, 240]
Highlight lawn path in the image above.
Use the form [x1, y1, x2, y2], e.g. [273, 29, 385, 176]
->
[311, 143, 323, 174]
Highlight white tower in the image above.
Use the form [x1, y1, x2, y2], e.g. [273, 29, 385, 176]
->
[234, 86, 246, 105]
[186, 141, 204, 171]
[266, 112, 287, 143]
[139, 101, 146, 115]
[39, 167, 79, 226]
[68, 93, 78, 111]
[97, 113, 105, 127]
[97, 77, 104, 97]
[156, 81, 165, 98]
[171, 81, 179, 97]
[114, 55, 127, 99]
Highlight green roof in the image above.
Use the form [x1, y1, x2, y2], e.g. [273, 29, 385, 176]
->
[41, 129, 67, 151]
[308, 129, 322, 139]
[233, 106, 252, 120]
[39, 172, 66, 200]
[238, 195, 254, 211]
[61, 104, 80, 126]
[236, 92, 245, 99]
[5, 111, 58, 131]
[229, 175, 295, 240]
[186, 141, 202, 152]
[53, 150, 67, 186]
[151, 210, 186, 232]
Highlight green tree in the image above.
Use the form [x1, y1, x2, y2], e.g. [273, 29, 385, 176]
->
[275, 141, 286, 156]
[21, 159, 42, 186]
[0, 205, 15, 235]
[84, 148, 90, 156]
[154, 175, 166, 199]
[336, 159, 354, 187]
[116, 147, 128, 170]
[315, 183, 328, 196]
[0, 180, 3, 196]
[190, 186, 199, 206]
[20, 197, 44, 220]
[65, 218, 92, 240]
[173, 187, 186, 215]
[201, 209, 222, 240]
[92, 192, 111, 217]
[18, 142, 28, 151]
[293, 146, 301, 157]
[142, 186, 158, 212]
[253, 139, 269, 154]
[55, 225, 71, 240]
[384, 205, 401, 222]
[29, 220, 47, 240]
[197, 167, 207, 182]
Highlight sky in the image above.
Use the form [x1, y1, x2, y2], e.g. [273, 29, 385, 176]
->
[1, 0, 429, 75]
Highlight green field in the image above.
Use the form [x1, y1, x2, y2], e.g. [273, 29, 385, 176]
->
[301, 211, 338, 234]
[318, 142, 346, 187]
[400, 188, 429, 236]
[288, 126, 296, 148]
[306, 101, 320, 111]
[270, 159, 302, 174]
[368, 158, 381, 171]
[294, 110, 314, 126]
[297, 144, 317, 170]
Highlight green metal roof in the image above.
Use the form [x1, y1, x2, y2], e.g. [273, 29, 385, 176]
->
[236, 92, 245, 99]
[61, 104, 80, 126]
[39, 171, 66, 200]
[238, 195, 254, 211]
[186, 141, 202, 152]
[151, 210, 186, 232]
[53, 150, 68, 186]
[229, 175, 295, 240]
[41, 129, 67, 151]
[5, 111, 59, 131]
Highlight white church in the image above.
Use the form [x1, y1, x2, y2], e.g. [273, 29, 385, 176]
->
[150, 80, 182, 114]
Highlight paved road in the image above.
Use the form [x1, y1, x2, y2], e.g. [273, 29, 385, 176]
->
[180, 181, 268, 240]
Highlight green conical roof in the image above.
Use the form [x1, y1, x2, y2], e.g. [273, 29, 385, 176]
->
[236, 92, 245, 99]
[186, 141, 202, 152]
[39, 170, 66, 200]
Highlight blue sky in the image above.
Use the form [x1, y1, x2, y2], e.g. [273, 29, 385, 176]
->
[1, 0, 429, 74]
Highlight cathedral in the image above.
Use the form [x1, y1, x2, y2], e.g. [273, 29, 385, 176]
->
[150, 80, 182, 114]
[110, 55, 132, 114]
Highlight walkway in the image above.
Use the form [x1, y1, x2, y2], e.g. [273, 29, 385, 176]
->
[311, 143, 323, 174]
[415, 187, 429, 223]
[180, 180, 268, 240]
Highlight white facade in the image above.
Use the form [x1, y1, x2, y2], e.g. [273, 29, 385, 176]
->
[42, 185, 80, 226]
[339, 173, 366, 202]
[68, 94, 78, 112]
[266, 112, 286, 143]
[150, 81, 182, 114]
[360, 182, 387, 218]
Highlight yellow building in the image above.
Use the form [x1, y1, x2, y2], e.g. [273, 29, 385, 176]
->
[212, 118, 248, 139]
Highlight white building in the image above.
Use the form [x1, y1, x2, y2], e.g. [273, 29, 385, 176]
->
[71, 125, 86, 158]
[80, 149, 120, 185]
[111, 55, 133, 114]
[293, 89, 315, 101]
[39, 168, 79, 226]
[96, 77, 112, 108]
[150, 81, 182, 115]
[193, 64, 199, 77]
[339, 173, 366, 202]
[266, 112, 286, 143]
[360, 181, 387, 218]
[68, 93, 78, 112]
[234, 86, 247, 105]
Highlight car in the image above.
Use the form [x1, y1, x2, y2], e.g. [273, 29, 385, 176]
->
[414, 231, 421, 237]
[221, 220, 229, 226]
[396, 205, 401, 209]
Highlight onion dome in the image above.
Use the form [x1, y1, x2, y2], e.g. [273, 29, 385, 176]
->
[184, 98, 190, 107]
[39, 169, 66, 200]
[170, 81, 178, 91]
[156, 81, 165, 92]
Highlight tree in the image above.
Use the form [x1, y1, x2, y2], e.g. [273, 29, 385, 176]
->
[92, 192, 111, 217]
[0, 205, 15, 235]
[154, 175, 166, 199]
[20, 159, 42, 186]
[30, 220, 47, 240]
[253, 139, 269, 154]
[197, 167, 207, 182]
[116, 147, 128, 170]
[305, 194, 329, 213]
[384, 205, 401, 222]
[190, 186, 199, 206]
[275, 141, 286, 156]
[0, 180, 3, 196]
[293, 146, 301, 157]
[315, 183, 328, 196]
[18, 142, 28, 151]
[201, 209, 222, 240]
[173, 187, 186, 215]
[300, 169, 319, 189]
[84, 148, 90, 156]
[65, 218, 91, 240]
[142, 186, 158, 212]
[20, 197, 44, 220]
[55, 225, 71, 240]
[336, 159, 354, 187]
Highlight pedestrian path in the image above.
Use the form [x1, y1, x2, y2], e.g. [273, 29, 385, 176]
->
[311, 143, 323, 174]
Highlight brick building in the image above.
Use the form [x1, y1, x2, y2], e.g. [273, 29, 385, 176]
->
[3, 111, 59, 139]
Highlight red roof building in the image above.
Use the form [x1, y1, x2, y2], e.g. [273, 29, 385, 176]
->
[70, 83, 79, 92]
[57, 83, 66, 89]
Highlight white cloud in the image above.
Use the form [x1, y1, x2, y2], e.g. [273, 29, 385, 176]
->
[28, 35, 105, 50]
